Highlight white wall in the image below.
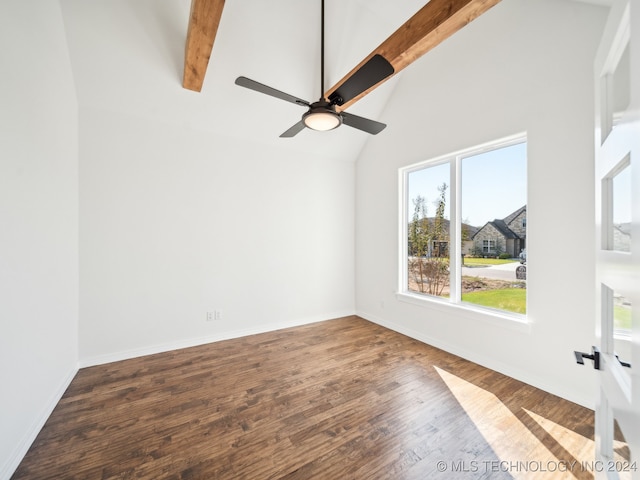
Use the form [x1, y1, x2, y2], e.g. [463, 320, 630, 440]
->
[78, 108, 355, 365]
[355, 0, 607, 408]
[0, 2, 79, 478]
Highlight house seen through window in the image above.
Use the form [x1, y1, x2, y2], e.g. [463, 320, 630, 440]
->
[402, 136, 527, 316]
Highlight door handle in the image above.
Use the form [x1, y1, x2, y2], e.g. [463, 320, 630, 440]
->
[615, 355, 631, 368]
[574, 346, 600, 370]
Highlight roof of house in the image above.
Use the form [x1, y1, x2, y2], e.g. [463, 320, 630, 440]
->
[502, 205, 526, 225]
[471, 206, 526, 240]
[490, 219, 519, 239]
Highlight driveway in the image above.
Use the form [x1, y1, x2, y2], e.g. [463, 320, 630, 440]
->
[461, 262, 525, 282]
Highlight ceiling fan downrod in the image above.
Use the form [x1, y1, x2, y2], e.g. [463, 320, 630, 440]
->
[303, 0, 343, 131]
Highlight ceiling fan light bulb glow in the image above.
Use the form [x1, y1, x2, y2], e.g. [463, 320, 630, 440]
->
[303, 111, 341, 131]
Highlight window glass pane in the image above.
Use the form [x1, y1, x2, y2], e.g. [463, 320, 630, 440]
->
[407, 163, 450, 298]
[461, 142, 527, 314]
[612, 163, 631, 252]
[614, 293, 632, 333]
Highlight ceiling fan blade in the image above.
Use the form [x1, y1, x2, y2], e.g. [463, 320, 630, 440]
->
[325, 0, 501, 111]
[328, 55, 394, 107]
[341, 112, 386, 135]
[183, 0, 226, 92]
[235, 77, 311, 107]
[279, 121, 306, 138]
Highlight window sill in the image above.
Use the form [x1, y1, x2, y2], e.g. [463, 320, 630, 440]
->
[396, 291, 532, 334]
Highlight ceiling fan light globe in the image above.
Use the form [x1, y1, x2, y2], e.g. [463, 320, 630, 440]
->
[303, 111, 341, 131]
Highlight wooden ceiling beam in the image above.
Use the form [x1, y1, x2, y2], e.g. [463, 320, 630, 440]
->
[325, 0, 501, 111]
[182, 0, 225, 92]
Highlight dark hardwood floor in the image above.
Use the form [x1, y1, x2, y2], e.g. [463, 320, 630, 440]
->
[13, 316, 596, 479]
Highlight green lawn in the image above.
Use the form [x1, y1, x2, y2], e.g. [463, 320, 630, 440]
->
[614, 305, 632, 330]
[462, 288, 526, 314]
[462, 257, 518, 267]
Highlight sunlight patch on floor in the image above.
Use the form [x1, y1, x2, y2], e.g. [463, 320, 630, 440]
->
[435, 367, 593, 479]
[523, 409, 594, 464]
[523, 409, 631, 480]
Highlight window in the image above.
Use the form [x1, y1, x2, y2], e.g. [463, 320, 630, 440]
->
[609, 160, 631, 252]
[482, 240, 496, 254]
[400, 135, 527, 317]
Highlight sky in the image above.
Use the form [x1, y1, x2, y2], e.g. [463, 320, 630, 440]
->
[408, 142, 527, 227]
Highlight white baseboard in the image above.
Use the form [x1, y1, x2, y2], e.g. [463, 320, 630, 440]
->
[1, 365, 78, 480]
[357, 310, 593, 410]
[79, 310, 356, 368]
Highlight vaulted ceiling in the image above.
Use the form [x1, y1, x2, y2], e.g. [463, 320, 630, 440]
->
[61, 0, 511, 161]
[183, 0, 501, 111]
[59, 0, 608, 161]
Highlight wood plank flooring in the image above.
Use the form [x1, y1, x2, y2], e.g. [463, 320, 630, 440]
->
[12, 316, 596, 479]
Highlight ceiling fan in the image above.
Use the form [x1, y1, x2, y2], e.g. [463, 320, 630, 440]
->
[234, 0, 393, 137]
[183, 0, 502, 121]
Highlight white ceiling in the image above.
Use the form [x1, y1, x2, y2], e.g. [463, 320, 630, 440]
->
[60, 0, 428, 162]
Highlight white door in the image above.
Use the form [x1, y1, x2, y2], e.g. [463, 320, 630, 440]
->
[593, 0, 639, 478]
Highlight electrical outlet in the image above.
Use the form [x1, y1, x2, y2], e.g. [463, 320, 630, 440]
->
[214, 310, 222, 321]
[206, 311, 215, 322]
